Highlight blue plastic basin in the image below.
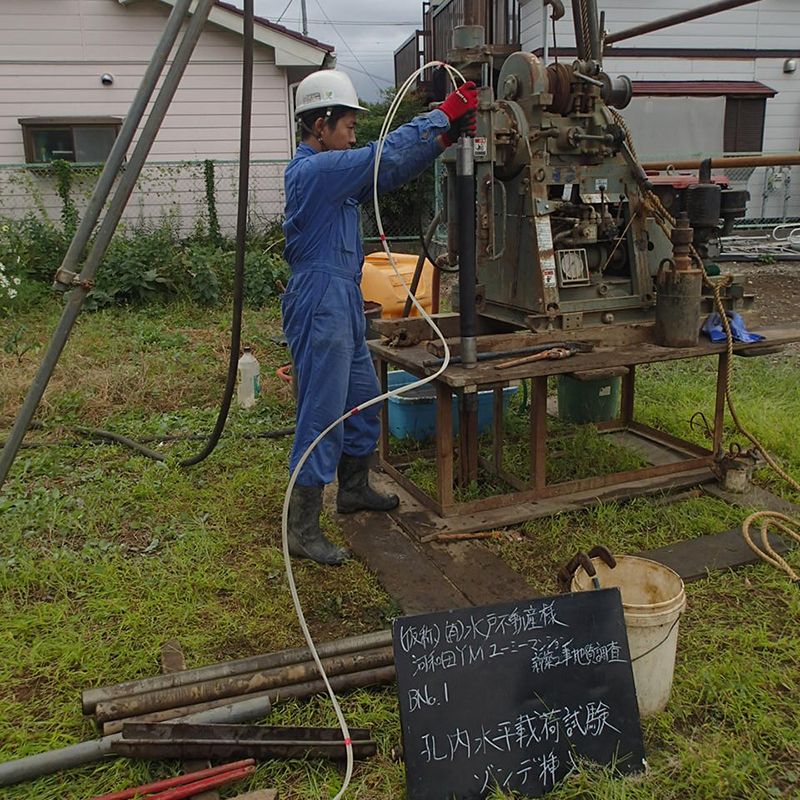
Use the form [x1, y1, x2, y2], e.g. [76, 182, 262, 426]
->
[387, 370, 518, 441]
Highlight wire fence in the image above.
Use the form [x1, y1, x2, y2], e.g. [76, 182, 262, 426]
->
[0, 158, 429, 244]
[0, 155, 797, 247]
[697, 162, 797, 228]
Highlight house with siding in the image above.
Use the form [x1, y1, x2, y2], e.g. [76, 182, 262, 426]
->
[519, 0, 800, 161]
[0, 0, 335, 229]
[396, 0, 800, 220]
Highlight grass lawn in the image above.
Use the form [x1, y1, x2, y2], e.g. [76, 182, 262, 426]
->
[1, 298, 799, 799]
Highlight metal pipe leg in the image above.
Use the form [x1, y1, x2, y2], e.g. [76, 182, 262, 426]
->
[0, 0, 216, 488]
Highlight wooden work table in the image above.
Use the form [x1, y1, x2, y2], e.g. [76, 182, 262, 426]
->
[368, 323, 800, 519]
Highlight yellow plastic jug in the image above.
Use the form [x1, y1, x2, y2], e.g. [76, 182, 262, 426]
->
[361, 252, 433, 318]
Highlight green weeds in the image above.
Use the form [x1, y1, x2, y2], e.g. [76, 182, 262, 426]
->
[1, 303, 800, 799]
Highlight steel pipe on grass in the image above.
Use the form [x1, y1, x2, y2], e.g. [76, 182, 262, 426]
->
[102, 665, 397, 736]
[0, 695, 271, 788]
[94, 646, 395, 723]
[0, 0, 215, 490]
[83, 629, 392, 715]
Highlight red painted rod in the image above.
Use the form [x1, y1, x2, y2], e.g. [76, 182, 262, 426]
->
[86, 759, 254, 800]
[148, 765, 255, 800]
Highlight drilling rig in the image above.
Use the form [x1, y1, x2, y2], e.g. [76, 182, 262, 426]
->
[438, 0, 750, 359]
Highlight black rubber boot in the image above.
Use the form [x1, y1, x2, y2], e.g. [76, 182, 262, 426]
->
[287, 485, 351, 566]
[336, 453, 399, 514]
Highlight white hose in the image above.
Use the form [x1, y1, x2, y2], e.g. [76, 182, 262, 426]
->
[281, 60, 467, 799]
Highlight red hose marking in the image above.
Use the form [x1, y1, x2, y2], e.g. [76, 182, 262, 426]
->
[380, 234, 386, 241]
[344, 738, 352, 746]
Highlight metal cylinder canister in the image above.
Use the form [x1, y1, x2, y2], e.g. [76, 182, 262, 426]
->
[654, 259, 703, 347]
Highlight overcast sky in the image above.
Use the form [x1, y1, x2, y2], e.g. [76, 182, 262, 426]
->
[231, 0, 423, 101]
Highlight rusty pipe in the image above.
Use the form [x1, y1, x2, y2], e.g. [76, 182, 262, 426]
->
[94, 646, 395, 723]
[0, 694, 271, 788]
[642, 153, 800, 172]
[102, 665, 397, 736]
[82, 629, 391, 714]
[462, 0, 480, 27]
[403, 209, 443, 318]
[606, 0, 761, 46]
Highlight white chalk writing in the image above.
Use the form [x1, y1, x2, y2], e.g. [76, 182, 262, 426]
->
[407, 682, 450, 713]
[530, 637, 624, 674]
[418, 702, 619, 765]
[398, 602, 567, 656]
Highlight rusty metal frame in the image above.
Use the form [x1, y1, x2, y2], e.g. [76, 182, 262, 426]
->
[376, 349, 729, 519]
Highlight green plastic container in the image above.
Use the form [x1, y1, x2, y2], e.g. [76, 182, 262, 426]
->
[557, 373, 621, 424]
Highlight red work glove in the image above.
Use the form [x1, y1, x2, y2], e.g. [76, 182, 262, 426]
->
[439, 80, 478, 124]
[441, 110, 477, 147]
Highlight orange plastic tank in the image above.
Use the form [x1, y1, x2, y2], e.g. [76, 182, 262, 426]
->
[360, 252, 433, 318]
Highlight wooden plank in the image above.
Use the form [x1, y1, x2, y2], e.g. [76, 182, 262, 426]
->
[620, 364, 635, 426]
[492, 388, 504, 470]
[378, 359, 389, 462]
[702, 484, 800, 516]
[369, 471, 540, 605]
[636, 527, 798, 583]
[409, 469, 716, 538]
[424, 323, 658, 358]
[369, 326, 800, 389]
[422, 541, 541, 605]
[530, 376, 548, 489]
[436, 383, 454, 509]
[325, 486, 469, 615]
[457, 392, 479, 486]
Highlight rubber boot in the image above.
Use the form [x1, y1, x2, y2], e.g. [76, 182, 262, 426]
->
[287, 485, 351, 566]
[336, 453, 399, 514]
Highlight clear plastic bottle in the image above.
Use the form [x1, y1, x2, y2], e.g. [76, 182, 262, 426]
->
[237, 346, 260, 409]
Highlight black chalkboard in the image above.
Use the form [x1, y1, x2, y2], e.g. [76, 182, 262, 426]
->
[392, 589, 646, 799]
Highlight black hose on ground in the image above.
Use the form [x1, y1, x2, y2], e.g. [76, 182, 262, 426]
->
[0, 423, 295, 455]
[1, 1, 259, 467]
[178, 0, 254, 467]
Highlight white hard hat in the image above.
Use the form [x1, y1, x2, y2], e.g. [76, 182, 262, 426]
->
[294, 70, 366, 117]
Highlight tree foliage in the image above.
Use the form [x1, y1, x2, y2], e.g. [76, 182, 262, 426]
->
[355, 89, 437, 240]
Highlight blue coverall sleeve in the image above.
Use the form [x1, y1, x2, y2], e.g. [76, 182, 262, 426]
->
[305, 110, 449, 207]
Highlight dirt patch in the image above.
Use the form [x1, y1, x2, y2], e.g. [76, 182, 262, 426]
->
[728, 261, 800, 326]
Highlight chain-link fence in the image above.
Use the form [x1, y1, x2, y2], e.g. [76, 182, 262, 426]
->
[713, 163, 797, 228]
[0, 158, 433, 244]
[0, 154, 796, 245]
[0, 159, 289, 237]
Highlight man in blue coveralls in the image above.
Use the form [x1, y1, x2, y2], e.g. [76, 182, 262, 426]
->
[282, 69, 478, 565]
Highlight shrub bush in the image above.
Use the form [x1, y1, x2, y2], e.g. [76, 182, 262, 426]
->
[88, 220, 183, 307]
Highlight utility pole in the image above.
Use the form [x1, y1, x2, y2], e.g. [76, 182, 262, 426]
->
[300, 0, 308, 36]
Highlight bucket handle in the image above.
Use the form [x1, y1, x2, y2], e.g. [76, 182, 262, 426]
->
[631, 615, 681, 662]
[556, 546, 616, 592]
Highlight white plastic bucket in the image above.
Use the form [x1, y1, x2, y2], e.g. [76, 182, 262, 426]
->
[571, 555, 686, 717]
